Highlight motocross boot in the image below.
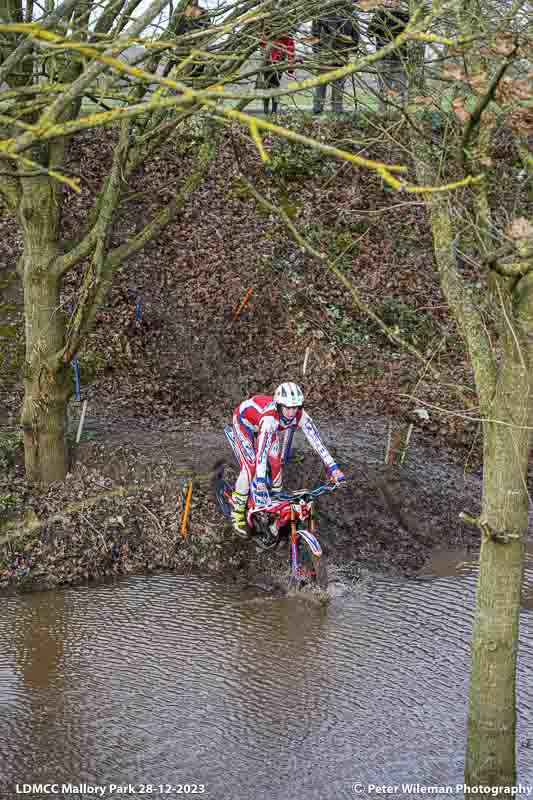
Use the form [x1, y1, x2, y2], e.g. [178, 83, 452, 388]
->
[231, 491, 250, 538]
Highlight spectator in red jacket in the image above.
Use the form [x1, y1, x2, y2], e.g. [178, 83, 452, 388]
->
[260, 34, 295, 114]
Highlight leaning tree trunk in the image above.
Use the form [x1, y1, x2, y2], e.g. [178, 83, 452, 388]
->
[18, 173, 71, 485]
[465, 338, 532, 787]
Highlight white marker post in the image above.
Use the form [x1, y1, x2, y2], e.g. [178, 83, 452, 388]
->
[384, 420, 392, 465]
[302, 346, 311, 376]
[76, 400, 88, 444]
[400, 423, 414, 465]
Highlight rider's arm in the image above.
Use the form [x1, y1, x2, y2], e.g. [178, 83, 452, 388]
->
[255, 416, 278, 482]
[298, 410, 336, 470]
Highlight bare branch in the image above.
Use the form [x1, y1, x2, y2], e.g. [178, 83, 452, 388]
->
[461, 50, 518, 162]
[53, 225, 99, 277]
[12, 0, 172, 144]
[0, 0, 80, 84]
[93, 0, 128, 37]
[60, 118, 131, 362]
[105, 131, 216, 271]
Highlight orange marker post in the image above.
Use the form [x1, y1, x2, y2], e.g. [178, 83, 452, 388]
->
[181, 481, 193, 537]
[232, 287, 254, 322]
[389, 431, 401, 465]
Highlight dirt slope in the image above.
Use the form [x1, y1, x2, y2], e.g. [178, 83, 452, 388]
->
[1, 117, 530, 591]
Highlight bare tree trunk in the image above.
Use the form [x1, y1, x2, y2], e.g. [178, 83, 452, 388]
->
[409, 94, 533, 783]
[465, 347, 531, 786]
[18, 173, 70, 484]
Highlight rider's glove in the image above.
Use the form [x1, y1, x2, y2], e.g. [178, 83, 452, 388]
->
[328, 463, 346, 484]
[251, 477, 271, 507]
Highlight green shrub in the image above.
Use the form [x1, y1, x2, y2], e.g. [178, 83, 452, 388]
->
[267, 142, 336, 181]
[0, 430, 22, 473]
[377, 295, 441, 348]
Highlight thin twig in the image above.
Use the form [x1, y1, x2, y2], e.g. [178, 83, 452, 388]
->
[140, 502, 165, 539]
[348, 202, 426, 216]
[496, 283, 526, 370]
[79, 511, 109, 552]
[400, 393, 533, 430]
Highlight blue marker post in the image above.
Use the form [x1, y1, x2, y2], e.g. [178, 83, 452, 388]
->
[72, 355, 81, 401]
[134, 297, 143, 321]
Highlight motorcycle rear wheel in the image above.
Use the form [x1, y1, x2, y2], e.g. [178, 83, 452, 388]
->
[212, 460, 239, 519]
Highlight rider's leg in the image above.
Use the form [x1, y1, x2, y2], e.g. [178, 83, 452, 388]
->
[231, 415, 256, 535]
[269, 437, 283, 496]
[231, 469, 250, 536]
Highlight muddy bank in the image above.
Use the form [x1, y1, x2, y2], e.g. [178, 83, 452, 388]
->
[2, 119, 532, 594]
[0, 413, 490, 594]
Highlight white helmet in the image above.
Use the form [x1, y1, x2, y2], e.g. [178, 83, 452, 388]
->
[274, 382, 304, 408]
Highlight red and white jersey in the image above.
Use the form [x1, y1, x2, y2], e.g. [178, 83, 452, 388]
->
[235, 395, 301, 433]
[233, 395, 336, 481]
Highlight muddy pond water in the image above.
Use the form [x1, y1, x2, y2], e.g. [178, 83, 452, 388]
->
[1, 556, 533, 800]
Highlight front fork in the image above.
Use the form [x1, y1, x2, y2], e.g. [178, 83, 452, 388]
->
[290, 503, 317, 580]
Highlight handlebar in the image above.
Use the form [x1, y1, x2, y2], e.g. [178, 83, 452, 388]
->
[249, 481, 343, 517]
[273, 480, 341, 503]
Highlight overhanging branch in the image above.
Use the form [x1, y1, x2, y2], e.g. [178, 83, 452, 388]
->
[60, 118, 131, 363]
[6, 0, 172, 153]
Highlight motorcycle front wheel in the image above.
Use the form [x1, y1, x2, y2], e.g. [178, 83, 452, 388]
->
[289, 532, 328, 590]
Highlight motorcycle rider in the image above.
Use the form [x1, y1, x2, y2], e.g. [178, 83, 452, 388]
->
[230, 382, 346, 536]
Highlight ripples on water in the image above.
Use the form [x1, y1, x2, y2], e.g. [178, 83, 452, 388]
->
[1, 563, 532, 800]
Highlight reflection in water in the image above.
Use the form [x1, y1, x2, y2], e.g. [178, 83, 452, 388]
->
[419, 542, 533, 609]
[14, 591, 66, 692]
[231, 599, 330, 782]
[0, 572, 532, 800]
[5, 590, 88, 788]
